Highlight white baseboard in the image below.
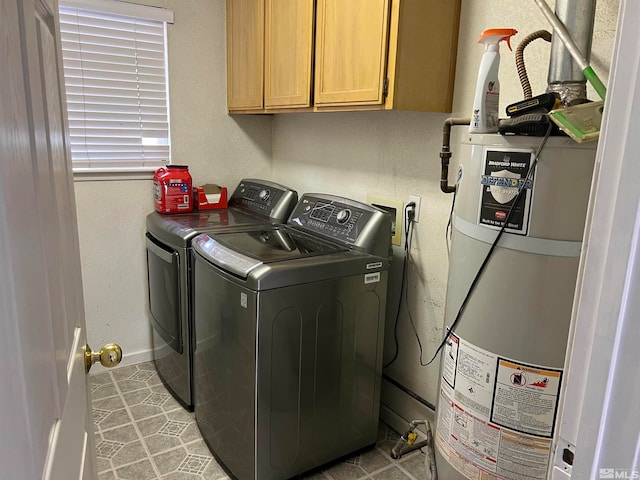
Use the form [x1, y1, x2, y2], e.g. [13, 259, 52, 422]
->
[89, 348, 153, 375]
[380, 376, 435, 440]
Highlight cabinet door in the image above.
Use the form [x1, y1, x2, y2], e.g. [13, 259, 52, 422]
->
[315, 0, 390, 106]
[227, 0, 264, 110]
[264, 0, 314, 108]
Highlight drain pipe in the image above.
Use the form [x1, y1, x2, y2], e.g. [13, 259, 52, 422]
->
[546, 0, 596, 105]
[440, 118, 470, 194]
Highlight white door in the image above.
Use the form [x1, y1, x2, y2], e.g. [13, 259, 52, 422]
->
[0, 0, 118, 478]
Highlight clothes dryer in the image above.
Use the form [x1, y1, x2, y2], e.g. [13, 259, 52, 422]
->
[192, 193, 392, 480]
[145, 179, 297, 410]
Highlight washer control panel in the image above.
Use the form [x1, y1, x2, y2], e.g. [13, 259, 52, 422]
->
[229, 179, 298, 222]
[288, 194, 392, 257]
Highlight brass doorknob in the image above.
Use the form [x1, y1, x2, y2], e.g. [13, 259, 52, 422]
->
[85, 343, 123, 373]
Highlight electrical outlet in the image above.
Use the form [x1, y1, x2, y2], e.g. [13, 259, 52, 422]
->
[408, 195, 422, 223]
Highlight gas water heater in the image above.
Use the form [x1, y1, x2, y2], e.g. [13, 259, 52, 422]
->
[434, 133, 596, 480]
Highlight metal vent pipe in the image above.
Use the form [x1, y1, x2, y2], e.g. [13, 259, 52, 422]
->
[547, 0, 597, 104]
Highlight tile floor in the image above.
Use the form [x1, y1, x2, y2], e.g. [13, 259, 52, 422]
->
[91, 361, 430, 480]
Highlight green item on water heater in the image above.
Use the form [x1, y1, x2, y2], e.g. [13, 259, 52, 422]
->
[549, 101, 604, 143]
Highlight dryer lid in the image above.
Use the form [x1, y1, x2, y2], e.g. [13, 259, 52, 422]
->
[146, 208, 263, 246]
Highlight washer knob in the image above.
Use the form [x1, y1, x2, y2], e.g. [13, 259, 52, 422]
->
[259, 189, 270, 201]
[336, 209, 351, 224]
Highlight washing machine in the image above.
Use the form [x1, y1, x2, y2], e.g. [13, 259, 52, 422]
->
[192, 193, 392, 480]
[145, 179, 297, 410]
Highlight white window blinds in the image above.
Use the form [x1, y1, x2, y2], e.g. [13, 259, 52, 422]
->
[59, 1, 173, 172]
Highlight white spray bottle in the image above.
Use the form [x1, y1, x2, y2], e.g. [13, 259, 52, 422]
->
[470, 28, 517, 134]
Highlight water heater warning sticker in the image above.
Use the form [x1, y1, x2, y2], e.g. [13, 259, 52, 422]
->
[441, 333, 459, 389]
[435, 335, 562, 480]
[479, 149, 535, 235]
[491, 359, 562, 438]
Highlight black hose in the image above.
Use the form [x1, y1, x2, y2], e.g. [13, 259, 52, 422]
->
[515, 30, 552, 99]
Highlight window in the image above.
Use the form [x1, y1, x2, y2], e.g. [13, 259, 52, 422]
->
[58, 0, 174, 173]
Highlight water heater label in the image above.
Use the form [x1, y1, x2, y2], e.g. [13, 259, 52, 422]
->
[491, 358, 562, 438]
[478, 149, 535, 235]
[436, 334, 562, 480]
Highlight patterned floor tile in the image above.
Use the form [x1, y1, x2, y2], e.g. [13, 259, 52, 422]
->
[152, 446, 188, 475]
[98, 408, 133, 431]
[137, 414, 169, 437]
[144, 392, 171, 407]
[371, 465, 414, 480]
[183, 440, 211, 457]
[145, 433, 183, 456]
[130, 370, 156, 382]
[400, 452, 430, 480]
[129, 403, 166, 421]
[91, 371, 115, 386]
[96, 457, 112, 475]
[178, 423, 201, 443]
[93, 395, 126, 412]
[358, 448, 393, 473]
[115, 459, 159, 480]
[102, 423, 140, 444]
[98, 470, 116, 480]
[323, 461, 368, 480]
[117, 378, 151, 393]
[111, 440, 149, 468]
[122, 387, 154, 406]
[95, 440, 124, 459]
[165, 407, 194, 424]
[90, 361, 412, 480]
[177, 454, 211, 474]
[93, 408, 111, 425]
[159, 420, 189, 436]
[110, 365, 140, 381]
[91, 382, 120, 400]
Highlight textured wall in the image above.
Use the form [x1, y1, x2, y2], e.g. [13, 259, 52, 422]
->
[75, 0, 272, 362]
[75, 0, 620, 398]
[271, 0, 620, 408]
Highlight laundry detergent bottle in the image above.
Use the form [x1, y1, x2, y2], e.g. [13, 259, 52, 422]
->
[153, 165, 193, 214]
[470, 28, 517, 133]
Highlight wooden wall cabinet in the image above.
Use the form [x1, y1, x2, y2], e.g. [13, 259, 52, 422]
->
[226, 0, 264, 111]
[227, 0, 461, 114]
[314, 0, 391, 107]
[316, 0, 461, 112]
[226, 0, 314, 112]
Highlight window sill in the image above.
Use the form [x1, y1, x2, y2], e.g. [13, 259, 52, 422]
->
[73, 170, 156, 182]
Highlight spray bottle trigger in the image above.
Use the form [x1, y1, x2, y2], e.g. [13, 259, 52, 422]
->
[504, 36, 513, 51]
[477, 28, 518, 51]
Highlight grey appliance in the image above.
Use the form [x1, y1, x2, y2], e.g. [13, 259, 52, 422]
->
[192, 193, 392, 480]
[145, 179, 297, 410]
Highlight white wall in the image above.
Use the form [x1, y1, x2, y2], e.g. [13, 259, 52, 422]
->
[75, 0, 273, 363]
[75, 0, 620, 414]
[271, 0, 620, 410]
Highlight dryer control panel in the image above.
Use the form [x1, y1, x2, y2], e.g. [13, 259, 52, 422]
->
[229, 178, 298, 221]
[288, 194, 392, 258]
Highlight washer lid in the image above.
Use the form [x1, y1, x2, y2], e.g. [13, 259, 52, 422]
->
[193, 226, 347, 277]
